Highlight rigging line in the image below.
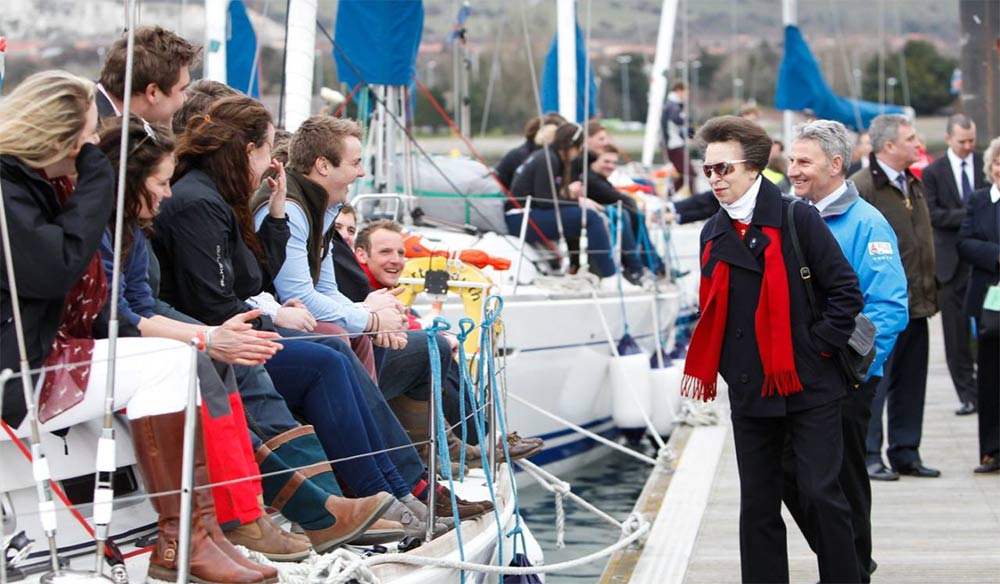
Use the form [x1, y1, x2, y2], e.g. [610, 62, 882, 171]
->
[277, 0, 292, 128]
[246, 0, 274, 97]
[828, 0, 864, 130]
[519, 0, 569, 271]
[891, 0, 911, 108]
[479, 18, 504, 138]
[410, 77, 560, 255]
[314, 21, 558, 260]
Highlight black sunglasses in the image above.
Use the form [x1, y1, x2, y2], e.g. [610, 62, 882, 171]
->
[702, 159, 748, 179]
[128, 119, 158, 157]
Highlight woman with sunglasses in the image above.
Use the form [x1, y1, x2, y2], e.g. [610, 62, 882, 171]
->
[681, 116, 864, 583]
[507, 122, 617, 277]
[152, 95, 453, 539]
[0, 71, 280, 584]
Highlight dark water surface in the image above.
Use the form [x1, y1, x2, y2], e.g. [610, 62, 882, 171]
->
[517, 441, 654, 582]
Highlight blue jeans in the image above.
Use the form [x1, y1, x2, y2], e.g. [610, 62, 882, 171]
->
[265, 339, 411, 498]
[277, 328, 425, 490]
[379, 331, 453, 401]
[505, 207, 616, 277]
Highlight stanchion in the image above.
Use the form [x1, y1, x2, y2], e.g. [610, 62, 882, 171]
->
[175, 339, 201, 584]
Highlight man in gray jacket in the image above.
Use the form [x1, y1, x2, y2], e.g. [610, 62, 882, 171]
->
[851, 114, 940, 480]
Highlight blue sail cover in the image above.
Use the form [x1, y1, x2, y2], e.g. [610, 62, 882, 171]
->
[775, 25, 903, 131]
[227, 0, 260, 98]
[334, 0, 424, 88]
[541, 24, 598, 123]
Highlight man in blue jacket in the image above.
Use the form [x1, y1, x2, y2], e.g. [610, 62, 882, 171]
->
[783, 120, 909, 584]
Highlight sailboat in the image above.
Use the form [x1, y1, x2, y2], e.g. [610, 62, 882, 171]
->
[0, 0, 682, 582]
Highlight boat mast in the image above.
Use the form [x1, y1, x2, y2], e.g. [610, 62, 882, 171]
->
[204, 0, 228, 83]
[960, 0, 1000, 142]
[283, 0, 318, 131]
[556, 0, 576, 120]
[782, 0, 796, 149]
[640, 0, 679, 167]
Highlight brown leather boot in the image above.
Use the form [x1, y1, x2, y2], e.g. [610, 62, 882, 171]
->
[300, 490, 401, 553]
[193, 437, 281, 582]
[349, 518, 408, 546]
[131, 412, 266, 584]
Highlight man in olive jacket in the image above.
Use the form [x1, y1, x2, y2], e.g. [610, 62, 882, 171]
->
[851, 114, 941, 480]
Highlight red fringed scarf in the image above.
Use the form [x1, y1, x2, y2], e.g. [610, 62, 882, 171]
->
[681, 223, 802, 402]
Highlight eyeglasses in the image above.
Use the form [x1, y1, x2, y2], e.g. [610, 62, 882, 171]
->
[702, 159, 748, 179]
[128, 119, 158, 157]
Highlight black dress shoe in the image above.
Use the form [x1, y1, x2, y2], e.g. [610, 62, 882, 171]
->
[974, 455, 1000, 473]
[955, 401, 977, 416]
[867, 462, 899, 481]
[894, 462, 941, 477]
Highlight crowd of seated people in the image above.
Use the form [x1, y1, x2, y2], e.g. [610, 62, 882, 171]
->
[0, 25, 517, 584]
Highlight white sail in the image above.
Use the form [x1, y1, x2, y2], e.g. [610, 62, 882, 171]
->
[204, 0, 228, 83]
[556, 0, 577, 121]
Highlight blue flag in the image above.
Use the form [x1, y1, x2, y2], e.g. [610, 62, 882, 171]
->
[775, 25, 904, 131]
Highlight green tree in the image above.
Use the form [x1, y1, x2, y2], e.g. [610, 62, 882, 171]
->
[861, 40, 957, 114]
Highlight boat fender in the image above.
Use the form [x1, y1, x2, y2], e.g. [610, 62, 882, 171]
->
[649, 364, 684, 437]
[609, 352, 654, 430]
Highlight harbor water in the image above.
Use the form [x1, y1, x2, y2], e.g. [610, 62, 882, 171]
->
[518, 438, 653, 582]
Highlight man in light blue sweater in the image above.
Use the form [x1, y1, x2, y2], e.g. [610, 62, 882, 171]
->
[783, 119, 909, 584]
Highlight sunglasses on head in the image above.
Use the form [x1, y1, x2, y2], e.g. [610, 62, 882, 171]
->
[128, 119, 159, 157]
[702, 159, 748, 179]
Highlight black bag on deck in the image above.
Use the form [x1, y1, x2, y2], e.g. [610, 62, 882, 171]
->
[786, 200, 876, 387]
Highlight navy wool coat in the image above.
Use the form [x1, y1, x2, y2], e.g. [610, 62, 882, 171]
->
[698, 178, 863, 417]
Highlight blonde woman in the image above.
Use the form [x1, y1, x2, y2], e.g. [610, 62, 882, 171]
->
[0, 70, 272, 584]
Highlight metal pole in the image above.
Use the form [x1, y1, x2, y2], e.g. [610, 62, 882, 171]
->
[424, 367, 438, 543]
[0, 115, 61, 580]
[175, 340, 200, 584]
[0, 369, 9, 584]
[93, 0, 138, 575]
[782, 0, 796, 153]
[578, 0, 592, 275]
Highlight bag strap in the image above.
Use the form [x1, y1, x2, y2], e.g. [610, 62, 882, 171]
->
[787, 199, 823, 322]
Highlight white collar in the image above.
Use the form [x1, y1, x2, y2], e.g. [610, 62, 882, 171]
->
[991, 184, 1000, 204]
[813, 181, 849, 213]
[720, 174, 763, 223]
[96, 83, 122, 117]
[947, 148, 973, 167]
[875, 157, 906, 187]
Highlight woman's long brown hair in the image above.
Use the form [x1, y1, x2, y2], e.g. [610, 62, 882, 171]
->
[98, 115, 176, 264]
[173, 95, 272, 261]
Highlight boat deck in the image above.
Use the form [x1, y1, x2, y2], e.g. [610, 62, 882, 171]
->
[604, 315, 1000, 583]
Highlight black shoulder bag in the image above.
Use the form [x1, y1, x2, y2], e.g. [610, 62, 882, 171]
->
[786, 200, 876, 387]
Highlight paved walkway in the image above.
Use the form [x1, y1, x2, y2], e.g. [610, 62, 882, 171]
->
[683, 315, 1000, 583]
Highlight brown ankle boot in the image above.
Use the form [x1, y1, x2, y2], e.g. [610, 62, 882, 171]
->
[301, 492, 400, 553]
[131, 412, 266, 584]
[225, 513, 312, 563]
[348, 517, 407, 546]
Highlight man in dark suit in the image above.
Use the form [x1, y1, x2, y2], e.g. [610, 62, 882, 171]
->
[922, 114, 986, 415]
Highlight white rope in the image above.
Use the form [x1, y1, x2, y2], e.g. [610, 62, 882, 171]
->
[677, 398, 720, 426]
[516, 459, 621, 530]
[532, 272, 600, 292]
[509, 393, 658, 466]
[656, 443, 677, 468]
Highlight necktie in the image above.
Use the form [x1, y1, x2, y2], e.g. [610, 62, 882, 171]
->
[895, 173, 907, 196]
[961, 160, 973, 201]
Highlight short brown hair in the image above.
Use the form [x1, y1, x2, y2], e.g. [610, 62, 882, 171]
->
[171, 79, 239, 135]
[671, 81, 687, 92]
[99, 26, 200, 101]
[600, 144, 622, 156]
[695, 116, 771, 172]
[355, 219, 403, 253]
[338, 203, 357, 218]
[289, 116, 362, 174]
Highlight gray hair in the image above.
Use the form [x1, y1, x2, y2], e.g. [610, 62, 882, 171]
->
[982, 136, 1000, 183]
[794, 120, 854, 176]
[946, 113, 974, 136]
[869, 114, 911, 154]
